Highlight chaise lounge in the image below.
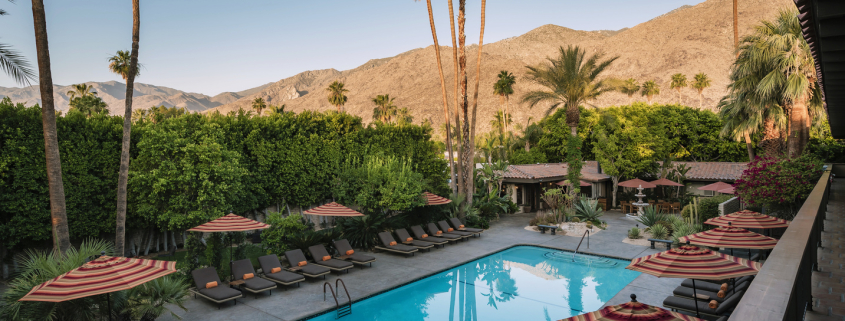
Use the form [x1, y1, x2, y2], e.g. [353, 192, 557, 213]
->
[333, 239, 376, 268]
[449, 217, 483, 234]
[257, 254, 305, 288]
[375, 231, 418, 256]
[394, 228, 435, 251]
[681, 275, 752, 293]
[191, 267, 243, 309]
[308, 244, 354, 274]
[231, 259, 276, 298]
[426, 223, 466, 241]
[284, 249, 331, 280]
[672, 281, 749, 303]
[438, 220, 477, 238]
[410, 225, 453, 244]
[663, 290, 745, 319]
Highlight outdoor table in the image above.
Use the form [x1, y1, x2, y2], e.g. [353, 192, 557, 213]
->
[336, 255, 352, 260]
[287, 266, 303, 272]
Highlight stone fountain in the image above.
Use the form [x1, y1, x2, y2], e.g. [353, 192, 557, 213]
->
[627, 185, 649, 219]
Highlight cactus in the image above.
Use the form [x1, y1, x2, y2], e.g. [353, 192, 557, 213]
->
[685, 197, 700, 225]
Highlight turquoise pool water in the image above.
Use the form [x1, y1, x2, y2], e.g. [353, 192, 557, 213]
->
[307, 246, 640, 321]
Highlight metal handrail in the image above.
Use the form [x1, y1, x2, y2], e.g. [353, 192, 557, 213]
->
[323, 282, 338, 307]
[572, 230, 590, 261]
[336, 278, 351, 307]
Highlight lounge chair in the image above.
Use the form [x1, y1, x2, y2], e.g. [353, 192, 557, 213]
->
[394, 229, 435, 251]
[438, 220, 477, 238]
[231, 259, 276, 298]
[426, 223, 465, 241]
[374, 231, 418, 256]
[191, 267, 242, 309]
[449, 217, 483, 234]
[673, 281, 749, 303]
[410, 225, 453, 244]
[332, 239, 376, 267]
[698, 275, 754, 285]
[663, 290, 744, 319]
[308, 245, 354, 274]
[257, 254, 305, 287]
[681, 275, 753, 292]
[284, 249, 331, 279]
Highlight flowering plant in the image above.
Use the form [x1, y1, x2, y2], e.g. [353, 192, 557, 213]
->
[734, 154, 824, 219]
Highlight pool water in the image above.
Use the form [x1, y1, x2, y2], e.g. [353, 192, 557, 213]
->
[307, 246, 640, 321]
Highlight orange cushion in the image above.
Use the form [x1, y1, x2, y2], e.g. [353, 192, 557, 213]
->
[447, 228, 454, 232]
[243, 273, 254, 280]
[389, 241, 397, 246]
[406, 237, 413, 242]
[270, 267, 281, 273]
[206, 281, 218, 289]
[720, 283, 728, 291]
[708, 300, 718, 309]
[322, 255, 331, 261]
[345, 249, 354, 255]
[436, 231, 442, 235]
[459, 225, 465, 228]
[298, 261, 307, 267]
[717, 290, 726, 298]
[421, 234, 428, 238]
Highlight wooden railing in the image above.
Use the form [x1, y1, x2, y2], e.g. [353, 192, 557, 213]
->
[728, 168, 831, 321]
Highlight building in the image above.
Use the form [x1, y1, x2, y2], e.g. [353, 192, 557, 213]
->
[668, 162, 747, 196]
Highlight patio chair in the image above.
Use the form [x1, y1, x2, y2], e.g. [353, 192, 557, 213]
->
[332, 239, 376, 267]
[673, 281, 749, 303]
[283, 249, 331, 279]
[426, 223, 466, 241]
[308, 244, 354, 274]
[374, 231, 418, 256]
[257, 254, 305, 287]
[681, 275, 753, 292]
[231, 259, 276, 298]
[191, 267, 243, 309]
[410, 225, 453, 244]
[394, 228, 435, 251]
[620, 201, 631, 214]
[437, 221, 477, 238]
[448, 217, 483, 234]
[663, 290, 744, 319]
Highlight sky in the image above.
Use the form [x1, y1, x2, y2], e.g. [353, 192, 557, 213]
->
[0, 0, 704, 96]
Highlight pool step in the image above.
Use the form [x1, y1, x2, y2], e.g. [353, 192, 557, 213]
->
[337, 304, 352, 318]
[543, 252, 620, 268]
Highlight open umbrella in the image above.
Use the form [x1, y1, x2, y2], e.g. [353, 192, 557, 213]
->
[679, 225, 778, 264]
[717, 186, 735, 195]
[698, 181, 733, 192]
[303, 202, 365, 216]
[651, 178, 684, 187]
[422, 192, 452, 206]
[557, 180, 591, 187]
[618, 178, 657, 189]
[20, 254, 177, 321]
[188, 213, 270, 278]
[704, 210, 790, 229]
[559, 294, 704, 321]
[626, 245, 761, 317]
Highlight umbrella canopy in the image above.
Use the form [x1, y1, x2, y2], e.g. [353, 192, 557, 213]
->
[617, 178, 657, 189]
[627, 245, 761, 280]
[187, 213, 270, 232]
[717, 186, 735, 194]
[557, 180, 591, 187]
[423, 192, 452, 205]
[651, 178, 684, 187]
[698, 181, 733, 192]
[19, 255, 177, 302]
[303, 202, 364, 217]
[704, 210, 790, 229]
[678, 226, 778, 249]
[559, 295, 704, 321]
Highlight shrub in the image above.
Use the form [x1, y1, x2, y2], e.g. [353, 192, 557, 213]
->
[466, 211, 490, 229]
[635, 205, 667, 227]
[735, 154, 824, 219]
[336, 213, 391, 250]
[204, 232, 225, 280]
[123, 276, 189, 320]
[628, 227, 641, 239]
[650, 224, 669, 240]
[287, 229, 342, 258]
[695, 195, 732, 223]
[574, 198, 604, 223]
[671, 222, 700, 244]
[262, 211, 309, 256]
[528, 217, 539, 226]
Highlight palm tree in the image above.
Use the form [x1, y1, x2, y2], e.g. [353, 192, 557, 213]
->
[670, 73, 687, 104]
[30, 0, 70, 253]
[691, 73, 711, 108]
[521, 45, 619, 137]
[641, 80, 660, 103]
[112, 0, 140, 256]
[66, 83, 97, 100]
[620, 78, 640, 105]
[396, 107, 413, 126]
[0, 1, 36, 85]
[251, 97, 267, 116]
[371, 94, 397, 123]
[267, 104, 285, 115]
[467, 0, 487, 208]
[326, 80, 348, 112]
[493, 70, 515, 133]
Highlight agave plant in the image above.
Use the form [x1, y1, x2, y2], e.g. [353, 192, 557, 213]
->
[628, 227, 641, 239]
[649, 224, 669, 240]
[574, 198, 604, 224]
[123, 276, 189, 321]
[635, 205, 667, 227]
[336, 213, 391, 250]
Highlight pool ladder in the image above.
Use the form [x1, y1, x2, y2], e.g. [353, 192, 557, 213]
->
[324, 279, 352, 319]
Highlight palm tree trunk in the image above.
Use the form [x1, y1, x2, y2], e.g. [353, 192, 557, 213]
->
[31, 0, 71, 254]
[115, 0, 140, 257]
[505, 95, 510, 134]
[425, 0, 458, 196]
[743, 131, 755, 160]
[733, 0, 739, 49]
[761, 118, 783, 157]
[457, 0, 472, 208]
[448, 0, 465, 201]
[468, 0, 486, 206]
[787, 98, 810, 157]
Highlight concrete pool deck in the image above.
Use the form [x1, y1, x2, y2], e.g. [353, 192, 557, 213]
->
[159, 210, 723, 321]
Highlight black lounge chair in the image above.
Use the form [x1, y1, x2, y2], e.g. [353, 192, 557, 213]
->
[449, 217, 483, 234]
[191, 267, 242, 309]
[673, 281, 749, 303]
[333, 239, 376, 268]
[410, 225, 453, 244]
[698, 275, 754, 285]
[681, 275, 752, 293]
[374, 231, 418, 256]
[438, 220, 477, 238]
[257, 254, 305, 287]
[426, 223, 465, 241]
[394, 229, 435, 251]
[664, 290, 745, 319]
[231, 259, 276, 298]
[308, 245, 354, 274]
[284, 249, 331, 279]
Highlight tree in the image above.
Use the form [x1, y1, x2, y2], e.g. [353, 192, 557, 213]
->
[670, 73, 687, 104]
[68, 95, 108, 117]
[493, 70, 515, 133]
[251, 97, 267, 116]
[396, 107, 413, 126]
[267, 104, 285, 115]
[0, 1, 36, 85]
[691, 73, 711, 108]
[326, 80, 348, 112]
[521, 45, 619, 137]
[641, 80, 660, 103]
[31, 0, 71, 253]
[620, 78, 640, 105]
[66, 83, 97, 100]
[372, 94, 397, 124]
[110, 0, 141, 257]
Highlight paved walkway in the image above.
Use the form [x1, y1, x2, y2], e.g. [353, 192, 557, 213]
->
[808, 179, 845, 321]
[159, 211, 679, 321]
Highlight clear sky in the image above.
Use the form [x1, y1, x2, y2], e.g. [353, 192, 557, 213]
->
[0, 0, 703, 96]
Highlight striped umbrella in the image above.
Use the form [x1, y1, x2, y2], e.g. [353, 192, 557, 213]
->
[678, 226, 778, 250]
[304, 202, 364, 216]
[618, 178, 657, 189]
[559, 294, 703, 321]
[187, 213, 270, 232]
[651, 178, 684, 187]
[423, 192, 452, 206]
[704, 210, 790, 229]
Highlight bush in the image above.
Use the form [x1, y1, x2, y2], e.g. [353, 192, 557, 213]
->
[336, 213, 392, 250]
[628, 227, 641, 239]
[508, 148, 549, 165]
[204, 233, 225, 280]
[735, 154, 824, 219]
[466, 211, 489, 229]
[287, 229, 341, 258]
[650, 224, 669, 240]
[262, 212, 309, 256]
[672, 222, 700, 244]
[528, 217, 539, 226]
[696, 195, 733, 223]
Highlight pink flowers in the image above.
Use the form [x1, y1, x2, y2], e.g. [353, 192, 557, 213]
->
[735, 155, 823, 211]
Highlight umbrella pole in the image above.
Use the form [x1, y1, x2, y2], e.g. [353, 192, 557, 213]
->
[107, 292, 113, 321]
[691, 279, 701, 318]
[229, 232, 233, 282]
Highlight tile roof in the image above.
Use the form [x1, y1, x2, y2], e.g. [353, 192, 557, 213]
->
[502, 161, 610, 182]
[669, 162, 748, 181]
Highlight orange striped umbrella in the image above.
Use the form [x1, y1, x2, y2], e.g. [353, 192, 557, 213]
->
[304, 202, 364, 216]
[423, 192, 452, 206]
[559, 295, 704, 321]
[678, 227, 778, 250]
[187, 213, 270, 232]
[704, 210, 790, 229]
[698, 181, 732, 192]
[19, 255, 177, 302]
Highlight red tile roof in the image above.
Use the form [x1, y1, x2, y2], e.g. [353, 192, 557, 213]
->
[502, 161, 610, 182]
[672, 162, 748, 182]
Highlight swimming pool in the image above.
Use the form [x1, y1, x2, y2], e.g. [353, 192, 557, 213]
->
[306, 245, 640, 321]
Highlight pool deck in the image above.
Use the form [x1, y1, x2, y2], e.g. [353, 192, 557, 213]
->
[160, 210, 705, 321]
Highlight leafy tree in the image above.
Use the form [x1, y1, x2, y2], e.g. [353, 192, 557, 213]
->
[493, 70, 516, 132]
[326, 80, 349, 112]
[691, 73, 711, 108]
[333, 156, 425, 214]
[735, 155, 823, 219]
[670, 73, 687, 104]
[147, 105, 187, 123]
[371, 94, 398, 124]
[267, 104, 286, 115]
[68, 95, 109, 117]
[620, 78, 640, 105]
[251, 97, 267, 116]
[641, 80, 660, 103]
[66, 83, 97, 100]
[261, 211, 308, 255]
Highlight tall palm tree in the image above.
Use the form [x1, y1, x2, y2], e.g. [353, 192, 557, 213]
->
[326, 80, 348, 112]
[620, 78, 640, 105]
[733, 0, 739, 50]
[0, 1, 36, 85]
[467, 0, 487, 205]
[31, 0, 70, 253]
[66, 83, 97, 100]
[112, 0, 141, 256]
[371, 94, 397, 123]
[691, 73, 711, 108]
[641, 80, 660, 103]
[521, 45, 619, 137]
[670, 73, 687, 104]
[493, 70, 515, 133]
[251, 97, 267, 116]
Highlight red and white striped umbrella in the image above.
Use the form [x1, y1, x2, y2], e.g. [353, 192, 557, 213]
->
[678, 226, 778, 249]
[627, 245, 761, 280]
[187, 213, 270, 232]
[704, 210, 790, 229]
[304, 202, 364, 216]
[423, 192, 452, 206]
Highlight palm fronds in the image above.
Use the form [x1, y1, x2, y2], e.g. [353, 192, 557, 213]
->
[0, 42, 36, 86]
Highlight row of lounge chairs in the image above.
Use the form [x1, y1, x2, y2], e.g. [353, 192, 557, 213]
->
[374, 220, 484, 256]
[663, 275, 754, 320]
